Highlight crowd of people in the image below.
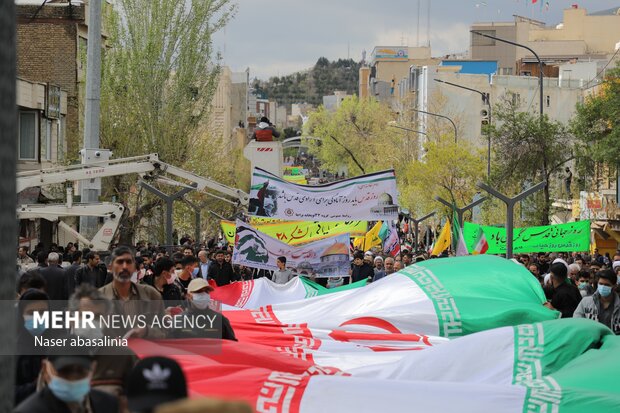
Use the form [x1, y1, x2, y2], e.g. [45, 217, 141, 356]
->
[13, 238, 620, 412]
[14, 243, 241, 413]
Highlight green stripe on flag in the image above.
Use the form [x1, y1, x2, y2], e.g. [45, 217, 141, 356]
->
[401, 255, 559, 337]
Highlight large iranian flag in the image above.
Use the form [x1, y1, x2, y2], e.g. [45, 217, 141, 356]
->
[128, 256, 620, 412]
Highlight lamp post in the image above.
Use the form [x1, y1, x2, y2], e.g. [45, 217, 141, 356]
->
[434, 78, 492, 179]
[476, 181, 546, 259]
[470, 30, 543, 121]
[411, 108, 458, 144]
[435, 195, 487, 229]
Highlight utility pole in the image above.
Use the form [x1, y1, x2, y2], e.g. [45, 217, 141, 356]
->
[477, 181, 546, 259]
[81, 0, 103, 238]
[0, 0, 17, 409]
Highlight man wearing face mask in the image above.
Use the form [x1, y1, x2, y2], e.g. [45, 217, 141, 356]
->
[172, 278, 236, 341]
[68, 285, 137, 405]
[174, 255, 198, 298]
[143, 257, 183, 307]
[574, 270, 620, 334]
[14, 354, 118, 413]
[99, 246, 165, 338]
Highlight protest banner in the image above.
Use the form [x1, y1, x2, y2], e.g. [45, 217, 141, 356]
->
[221, 220, 367, 245]
[232, 220, 351, 278]
[463, 220, 591, 254]
[248, 167, 399, 221]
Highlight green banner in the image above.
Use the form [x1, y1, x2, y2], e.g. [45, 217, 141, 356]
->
[463, 220, 591, 254]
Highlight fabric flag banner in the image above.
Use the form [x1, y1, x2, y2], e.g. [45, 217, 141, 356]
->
[463, 220, 591, 254]
[431, 221, 451, 256]
[248, 167, 399, 221]
[380, 221, 400, 257]
[124, 256, 620, 413]
[130, 319, 619, 413]
[472, 225, 489, 255]
[211, 276, 369, 309]
[221, 219, 366, 246]
[363, 221, 382, 251]
[233, 220, 352, 278]
[284, 175, 307, 185]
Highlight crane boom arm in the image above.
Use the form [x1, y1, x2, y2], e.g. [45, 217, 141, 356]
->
[16, 153, 249, 206]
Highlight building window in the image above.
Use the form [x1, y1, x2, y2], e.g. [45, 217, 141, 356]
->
[18, 111, 38, 161]
[471, 30, 496, 46]
[511, 93, 521, 106]
[502, 68, 514, 75]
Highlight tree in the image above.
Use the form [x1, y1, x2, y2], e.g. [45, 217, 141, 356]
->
[488, 94, 574, 225]
[304, 96, 406, 175]
[401, 135, 486, 219]
[572, 61, 620, 190]
[100, 0, 236, 243]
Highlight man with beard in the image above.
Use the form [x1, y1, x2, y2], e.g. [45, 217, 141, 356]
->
[99, 246, 165, 338]
[208, 250, 239, 286]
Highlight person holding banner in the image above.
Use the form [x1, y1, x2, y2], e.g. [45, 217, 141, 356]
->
[351, 252, 374, 284]
[273, 257, 294, 284]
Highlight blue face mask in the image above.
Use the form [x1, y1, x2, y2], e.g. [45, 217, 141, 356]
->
[48, 375, 91, 403]
[23, 315, 46, 336]
[598, 284, 613, 297]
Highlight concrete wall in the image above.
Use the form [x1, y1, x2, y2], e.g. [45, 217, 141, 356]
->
[529, 8, 620, 55]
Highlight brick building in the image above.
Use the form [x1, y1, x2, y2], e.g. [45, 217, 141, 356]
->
[16, 0, 87, 168]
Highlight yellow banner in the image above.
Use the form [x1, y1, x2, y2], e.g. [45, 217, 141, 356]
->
[283, 175, 307, 185]
[221, 220, 367, 245]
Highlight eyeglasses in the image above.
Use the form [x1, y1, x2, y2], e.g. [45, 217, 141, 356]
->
[114, 258, 134, 265]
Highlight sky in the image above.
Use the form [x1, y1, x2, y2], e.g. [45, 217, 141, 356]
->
[213, 0, 620, 80]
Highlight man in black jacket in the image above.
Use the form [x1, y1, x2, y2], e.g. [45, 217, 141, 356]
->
[544, 262, 582, 318]
[75, 252, 106, 288]
[14, 354, 118, 413]
[207, 250, 239, 286]
[63, 250, 82, 296]
[351, 252, 374, 283]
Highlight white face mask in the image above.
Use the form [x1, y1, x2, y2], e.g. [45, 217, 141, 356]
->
[175, 269, 183, 277]
[192, 292, 211, 310]
[74, 321, 104, 340]
[166, 272, 177, 285]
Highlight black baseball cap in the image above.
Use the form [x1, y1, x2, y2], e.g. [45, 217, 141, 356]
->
[127, 357, 187, 412]
[48, 354, 94, 371]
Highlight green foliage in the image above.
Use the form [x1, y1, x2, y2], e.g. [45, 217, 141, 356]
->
[304, 96, 405, 175]
[572, 61, 620, 185]
[252, 58, 361, 106]
[488, 94, 574, 224]
[99, 0, 237, 242]
[402, 135, 486, 219]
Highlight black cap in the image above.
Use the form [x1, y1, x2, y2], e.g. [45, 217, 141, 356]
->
[127, 357, 187, 412]
[48, 354, 94, 371]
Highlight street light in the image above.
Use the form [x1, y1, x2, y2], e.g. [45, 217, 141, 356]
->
[387, 123, 428, 136]
[470, 30, 543, 121]
[410, 108, 458, 143]
[434, 78, 492, 179]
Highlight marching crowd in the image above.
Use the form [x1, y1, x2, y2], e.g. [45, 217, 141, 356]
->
[14, 243, 242, 413]
[13, 238, 620, 412]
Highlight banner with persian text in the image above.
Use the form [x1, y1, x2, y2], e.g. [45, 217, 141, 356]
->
[462, 220, 591, 254]
[248, 167, 399, 221]
[221, 220, 367, 245]
[232, 220, 352, 278]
